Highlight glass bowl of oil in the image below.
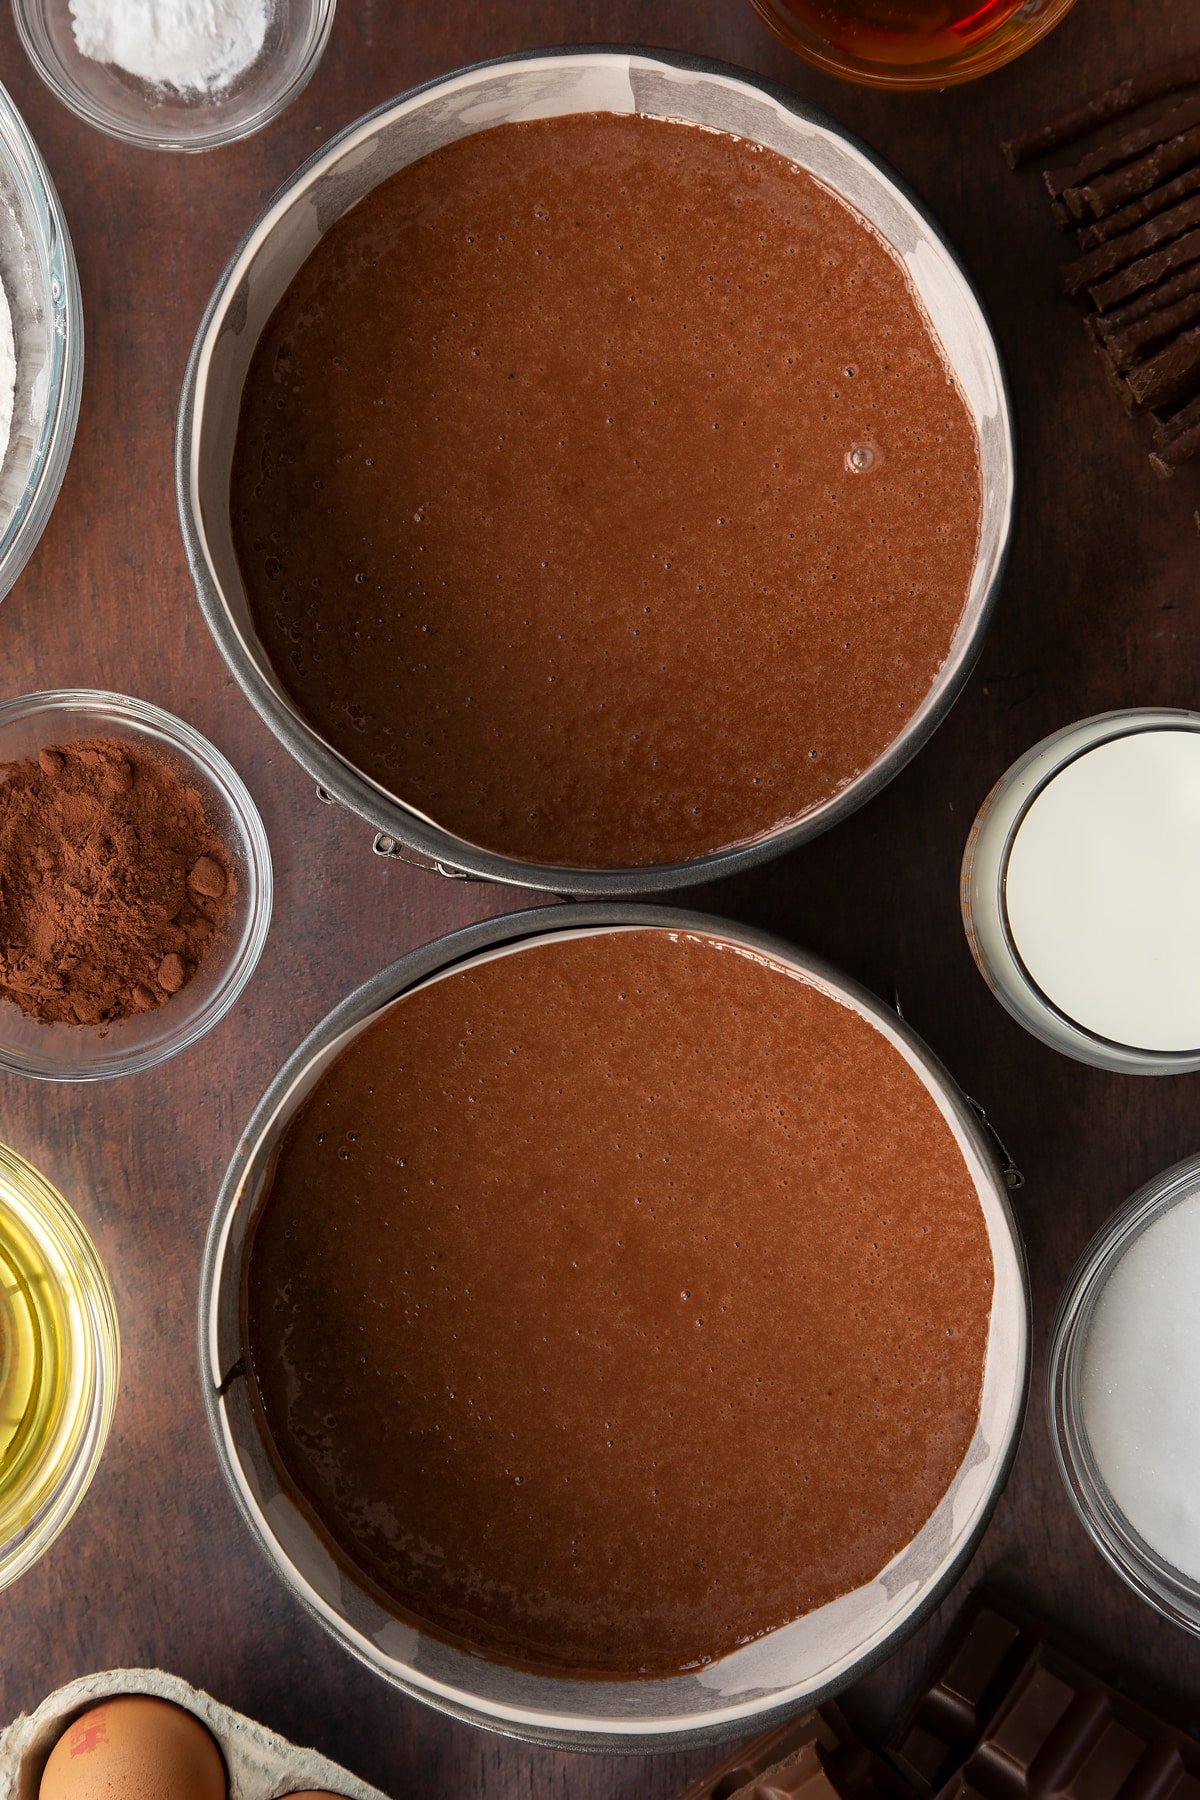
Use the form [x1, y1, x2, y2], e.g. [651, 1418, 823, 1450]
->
[0, 1142, 119, 1588]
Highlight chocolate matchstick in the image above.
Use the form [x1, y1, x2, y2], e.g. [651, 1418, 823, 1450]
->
[1090, 285, 1200, 371]
[1078, 164, 1200, 249]
[1060, 193, 1200, 294]
[1067, 122, 1200, 220]
[1150, 391, 1200, 477]
[1003, 53, 1200, 166]
[1089, 226, 1200, 312]
[1042, 91, 1200, 203]
[1124, 323, 1200, 413]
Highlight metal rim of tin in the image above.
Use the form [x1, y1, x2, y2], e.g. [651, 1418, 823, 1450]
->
[199, 903, 1031, 1753]
[176, 45, 1016, 897]
[1048, 1151, 1200, 1638]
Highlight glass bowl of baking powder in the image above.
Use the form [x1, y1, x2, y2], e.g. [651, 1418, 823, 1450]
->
[0, 81, 81, 601]
[13, 0, 335, 151]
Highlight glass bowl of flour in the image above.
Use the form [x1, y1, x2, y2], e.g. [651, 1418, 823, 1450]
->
[13, 0, 335, 151]
[0, 81, 81, 602]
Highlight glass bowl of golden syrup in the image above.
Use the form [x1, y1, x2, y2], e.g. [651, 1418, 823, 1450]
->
[747, 0, 1079, 89]
[0, 1143, 119, 1588]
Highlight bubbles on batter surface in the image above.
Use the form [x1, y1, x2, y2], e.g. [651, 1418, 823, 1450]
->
[845, 442, 880, 474]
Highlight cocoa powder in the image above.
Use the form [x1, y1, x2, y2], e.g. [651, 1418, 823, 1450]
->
[0, 736, 235, 1029]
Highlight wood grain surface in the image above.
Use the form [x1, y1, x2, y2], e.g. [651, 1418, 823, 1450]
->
[1, 2, 1198, 1794]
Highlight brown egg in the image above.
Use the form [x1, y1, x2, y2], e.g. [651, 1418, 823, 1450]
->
[40, 1697, 227, 1800]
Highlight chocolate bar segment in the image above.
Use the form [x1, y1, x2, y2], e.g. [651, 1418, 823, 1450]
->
[888, 1603, 1029, 1793]
[676, 1706, 909, 1800]
[675, 1713, 833, 1800]
[887, 1596, 1200, 1799]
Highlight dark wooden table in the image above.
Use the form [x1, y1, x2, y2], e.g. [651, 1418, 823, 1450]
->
[2, 0, 1198, 1792]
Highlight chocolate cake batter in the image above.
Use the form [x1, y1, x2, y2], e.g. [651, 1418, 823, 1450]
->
[244, 928, 994, 1678]
[231, 112, 982, 868]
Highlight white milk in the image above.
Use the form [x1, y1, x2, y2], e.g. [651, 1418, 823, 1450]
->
[1005, 728, 1200, 1053]
[1081, 1191, 1200, 1582]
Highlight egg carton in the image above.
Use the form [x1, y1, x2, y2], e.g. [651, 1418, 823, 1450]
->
[0, 1669, 392, 1800]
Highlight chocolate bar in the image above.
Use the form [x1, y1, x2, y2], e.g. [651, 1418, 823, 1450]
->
[887, 1595, 1200, 1799]
[676, 1705, 907, 1800]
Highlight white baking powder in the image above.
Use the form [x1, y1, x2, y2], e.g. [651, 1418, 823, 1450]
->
[1005, 728, 1200, 1052]
[1082, 1192, 1200, 1580]
[68, 0, 269, 94]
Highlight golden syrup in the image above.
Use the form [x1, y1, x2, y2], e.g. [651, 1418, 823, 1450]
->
[0, 1145, 118, 1586]
[760, 0, 1030, 66]
[750, 0, 1077, 82]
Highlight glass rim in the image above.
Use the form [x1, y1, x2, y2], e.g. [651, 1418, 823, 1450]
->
[961, 708, 1200, 1075]
[1048, 1151, 1200, 1637]
[745, 0, 1079, 90]
[0, 1141, 120, 1589]
[11, 0, 337, 151]
[0, 688, 273, 1081]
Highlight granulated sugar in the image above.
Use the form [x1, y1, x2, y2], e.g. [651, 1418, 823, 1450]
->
[68, 0, 269, 94]
[1081, 1192, 1200, 1579]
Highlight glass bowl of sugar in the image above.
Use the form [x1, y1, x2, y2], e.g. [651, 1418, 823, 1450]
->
[1050, 1153, 1200, 1637]
[12, 0, 335, 151]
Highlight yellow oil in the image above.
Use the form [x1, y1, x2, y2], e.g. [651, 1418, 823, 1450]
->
[0, 1146, 118, 1584]
[0, 1203, 69, 1505]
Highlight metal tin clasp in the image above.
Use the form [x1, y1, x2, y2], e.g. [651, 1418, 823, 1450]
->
[372, 833, 474, 881]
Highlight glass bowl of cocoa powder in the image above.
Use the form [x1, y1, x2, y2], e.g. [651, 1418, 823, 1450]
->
[0, 690, 272, 1080]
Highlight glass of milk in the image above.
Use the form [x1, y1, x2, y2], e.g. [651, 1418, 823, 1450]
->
[961, 709, 1200, 1073]
[1049, 1153, 1200, 1636]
